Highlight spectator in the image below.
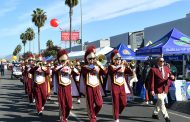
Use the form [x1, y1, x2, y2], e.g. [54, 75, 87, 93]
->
[142, 61, 153, 104]
[149, 57, 175, 122]
[0, 61, 5, 76]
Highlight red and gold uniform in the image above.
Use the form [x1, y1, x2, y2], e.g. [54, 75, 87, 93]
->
[71, 60, 81, 103]
[56, 49, 73, 122]
[24, 54, 35, 104]
[29, 55, 49, 115]
[81, 46, 107, 122]
[108, 50, 133, 122]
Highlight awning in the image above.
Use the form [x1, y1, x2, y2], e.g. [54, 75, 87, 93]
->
[96, 46, 114, 56]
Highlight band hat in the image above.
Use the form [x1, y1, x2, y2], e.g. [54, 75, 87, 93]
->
[113, 53, 121, 60]
[86, 52, 96, 59]
[76, 61, 80, 66]
[27, 54, 34, 61]
[57, 49, 68, 62]
[84, 45, 96, 63]
[110, 49, 121, 61]
[36, 54, 43, 62]
[59, 54, 68, 61]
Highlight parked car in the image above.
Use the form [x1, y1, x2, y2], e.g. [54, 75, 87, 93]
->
[11, 62, 22, 79]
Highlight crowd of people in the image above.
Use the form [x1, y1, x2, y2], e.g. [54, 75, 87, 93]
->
[19, 45, 175, 122]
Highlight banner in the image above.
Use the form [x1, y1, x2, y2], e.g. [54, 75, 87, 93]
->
[174, 80, 187, 101]
[186, 82, 190, 99]
[61, 31, 79, 41]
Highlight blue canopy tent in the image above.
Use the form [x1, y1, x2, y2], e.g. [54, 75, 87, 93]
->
[136, 28, 190, 55]
[136, 28, 190, 78]
[44, 56, 55, 61]
[110, 43, 148, 60]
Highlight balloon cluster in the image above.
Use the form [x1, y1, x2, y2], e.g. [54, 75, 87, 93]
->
[50, 18, 59, 27]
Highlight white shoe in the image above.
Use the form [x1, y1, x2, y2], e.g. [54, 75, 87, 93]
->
[48, 96, 52, 100]
[54, 102, 58, 105]
[115, 119, 119, 122]
[150, 101, 153, 105]
[146, 101, 149, 104]
[77, 99, 81, 104]
[33, 99, 35, 103]
[42, 106, 44, 111]
[38, 111, 43, 116]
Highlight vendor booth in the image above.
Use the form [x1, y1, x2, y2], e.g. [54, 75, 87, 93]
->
[136, 28, 190, 101]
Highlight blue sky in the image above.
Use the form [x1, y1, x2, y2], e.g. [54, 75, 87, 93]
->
[0, 0, 190, 57]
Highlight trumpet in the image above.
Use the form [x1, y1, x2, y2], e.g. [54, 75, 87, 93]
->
[68, 60, 80, 68]
[96, 54, 107, 66]
[36, 61, 43, 67]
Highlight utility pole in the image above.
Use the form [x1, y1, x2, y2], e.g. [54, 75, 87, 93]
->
[80, 0, 83, 50]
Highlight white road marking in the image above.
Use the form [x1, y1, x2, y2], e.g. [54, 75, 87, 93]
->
[70, 111, 82, 122]
[168, 111, 190, 120]
[129, 101, 190, 120]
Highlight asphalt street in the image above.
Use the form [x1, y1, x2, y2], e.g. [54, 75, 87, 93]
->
[0, 70, 190, 122]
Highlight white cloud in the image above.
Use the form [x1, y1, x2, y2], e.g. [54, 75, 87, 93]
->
[0, 0, 21, 16]
[79, 0, 182, 23]
[0, 0, 182, 39]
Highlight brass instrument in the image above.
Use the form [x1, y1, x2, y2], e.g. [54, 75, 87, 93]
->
[96, 54, 107, 66]
[36, 61, 43, 67]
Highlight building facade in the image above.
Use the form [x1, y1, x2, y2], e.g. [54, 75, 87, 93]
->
[110, 32, 129, 48]
[144, 13, 190, 45]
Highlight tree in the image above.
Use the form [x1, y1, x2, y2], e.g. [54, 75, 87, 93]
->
[32, 8, 47, 54]
[46, 40, 54, 49]
[13, 44, 22, 56]
[22, 51, 33, 60]
[65, 0, 78, 52]
[25, 27, 35, 52]
[42, 45, 61, 57]
[20, 33, 27, 54]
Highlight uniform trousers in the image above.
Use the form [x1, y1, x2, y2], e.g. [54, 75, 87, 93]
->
[58, 84, 72, 122]
[76, 82, 81, 100]
[112, 83, 127, 120]
[23, 76, 28, 94]
[33, 82, 47, 113]
[27, 78, 33, 103]
[86, 85, 103, 122]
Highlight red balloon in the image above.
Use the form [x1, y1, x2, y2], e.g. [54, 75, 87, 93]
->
[50, 18, 59, 27]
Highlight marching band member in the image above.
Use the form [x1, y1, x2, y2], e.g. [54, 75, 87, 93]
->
[29, 54, 50, 116]
[81, 46, 107, 122]
[71, 59, 81, 104]
[52, 60, 58, 95]
[56, 49, 73, 122]
[47, 62, 53, 100]
[22, 59, 28, 95]
[25, 54, 35, 105]
[108, 49, 133, 122]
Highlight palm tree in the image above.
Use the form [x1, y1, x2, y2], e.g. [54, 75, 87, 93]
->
[20, 33, 27, 54]
[31, 8, 47, 54]
[46, 40, 54, 49]
[13, 44, 22, 56]
[16, 44, 22, 53]
[65, 0, 78, 52]
[25, 27, 35, 52]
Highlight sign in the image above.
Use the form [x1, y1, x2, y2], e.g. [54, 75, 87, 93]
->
[61, 31, 79, 41]
[174, 80, 187, 101]
[164, 55, 183, 61]
[186, 82, 190, 99]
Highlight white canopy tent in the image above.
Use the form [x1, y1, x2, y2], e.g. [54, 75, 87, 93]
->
[96, 46, 114, 56]
[68, 50, 85, 60]
[68, 46, 113, 60]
